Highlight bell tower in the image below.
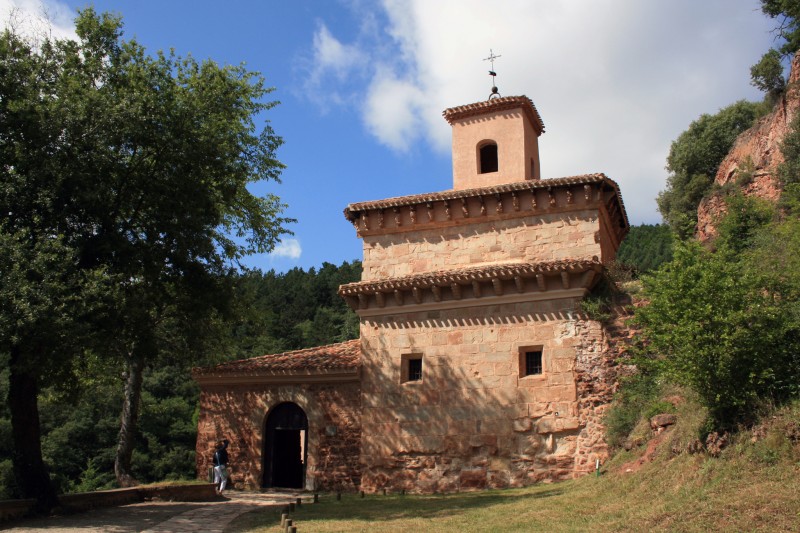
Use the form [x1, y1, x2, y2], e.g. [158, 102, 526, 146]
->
[443, 95, 545, 190]
[443, 51, 545, 190]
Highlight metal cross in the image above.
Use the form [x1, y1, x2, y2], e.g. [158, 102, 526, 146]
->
[484, 49, 501, 75]
[484, 49, 501, 99]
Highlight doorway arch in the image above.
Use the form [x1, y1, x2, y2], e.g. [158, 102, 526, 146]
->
[263, 402, 308, 488]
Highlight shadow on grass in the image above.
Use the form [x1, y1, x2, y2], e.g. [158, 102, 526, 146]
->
[230, 486, 564, 531]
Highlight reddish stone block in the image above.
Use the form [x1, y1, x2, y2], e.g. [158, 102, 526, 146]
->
[459, 468, 487, 490]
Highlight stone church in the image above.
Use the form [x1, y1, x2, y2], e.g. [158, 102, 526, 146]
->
[193, 93, 629, 493]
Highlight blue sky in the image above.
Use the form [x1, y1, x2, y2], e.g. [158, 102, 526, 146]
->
[2, 0, 777, 272]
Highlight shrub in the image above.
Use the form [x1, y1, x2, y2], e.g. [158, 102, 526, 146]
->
[634, 199, 800, 429]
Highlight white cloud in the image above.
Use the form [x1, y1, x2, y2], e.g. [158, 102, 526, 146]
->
[363, 68, 426, 151]
[270, 238, 302, 260]
[299, 22, 368, 109]
[0, 0, 76, 42]
[312, 23, 365, 80]
[301, 0, 775, 224]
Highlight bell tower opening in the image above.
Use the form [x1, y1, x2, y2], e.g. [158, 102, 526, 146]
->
[479, 142, 498, 174]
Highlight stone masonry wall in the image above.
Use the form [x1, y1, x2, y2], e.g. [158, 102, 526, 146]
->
[196, 381, 361, 491]
[357, 297, 609, 492]
[361, 210, 602, 281]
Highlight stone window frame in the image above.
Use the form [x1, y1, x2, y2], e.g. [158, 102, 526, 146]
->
[518, 346, 545, 380]
[401, 353, 424, 384]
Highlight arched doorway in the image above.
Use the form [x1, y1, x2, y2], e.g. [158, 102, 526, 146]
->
[263, 402, 308, 488]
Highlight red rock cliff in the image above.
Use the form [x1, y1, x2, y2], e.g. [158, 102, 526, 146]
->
[696, 51, 800, 242]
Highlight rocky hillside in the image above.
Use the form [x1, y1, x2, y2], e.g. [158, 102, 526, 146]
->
[696, 51, 800, 241]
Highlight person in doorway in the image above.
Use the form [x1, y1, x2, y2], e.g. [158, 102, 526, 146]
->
[212, 439, 230, 493]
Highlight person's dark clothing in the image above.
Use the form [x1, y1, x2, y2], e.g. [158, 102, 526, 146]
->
[213, 448, 228, 467]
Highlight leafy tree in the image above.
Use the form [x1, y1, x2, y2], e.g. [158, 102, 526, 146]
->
[657, 101, 764, 238]
[752, 0, 800, 96]
[714, 194, 776, 254]
[751, 48, 786, 99]
[0, 260, 362, 498]
[778, 110, 800, 189]
[761, 0, 800, 57]
[0, 9, 291, 509]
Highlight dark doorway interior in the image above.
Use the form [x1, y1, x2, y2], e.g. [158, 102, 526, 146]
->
[263, 402, 308, 488]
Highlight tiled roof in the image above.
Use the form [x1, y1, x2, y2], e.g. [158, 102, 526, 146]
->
[339, 258, 602, 296]
[192, 339, 360, 377]
[343, 174, 629, 229]
[442, 95, 545, 134]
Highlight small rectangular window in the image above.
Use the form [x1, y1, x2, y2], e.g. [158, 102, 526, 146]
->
[518, 348, 544, 378]
[525, 351, 543, 376]
[401, 353, 423, 383]
[408, 358, 422, 381]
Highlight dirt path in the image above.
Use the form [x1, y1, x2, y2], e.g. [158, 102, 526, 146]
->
[2, 491, 301, 532]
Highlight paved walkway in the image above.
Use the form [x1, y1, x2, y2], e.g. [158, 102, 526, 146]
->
[3, 491, 303, 532]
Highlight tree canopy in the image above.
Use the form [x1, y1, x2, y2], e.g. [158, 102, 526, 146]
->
[0, 8, 291, 510]
[0, 261, 361, 497]
[751, 1, 800, 96]
[656, 100, 764, 238]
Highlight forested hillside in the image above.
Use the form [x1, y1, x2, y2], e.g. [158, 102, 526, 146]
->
[0, 261, 361, 498]
[615, 224, 673, 275]
[228, 262, 362, 358]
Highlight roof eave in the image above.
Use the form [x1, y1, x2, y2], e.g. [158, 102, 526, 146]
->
[193, 368, 360, 386]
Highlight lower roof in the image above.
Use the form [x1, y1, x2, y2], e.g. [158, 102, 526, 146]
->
[192, 339, 360, 384]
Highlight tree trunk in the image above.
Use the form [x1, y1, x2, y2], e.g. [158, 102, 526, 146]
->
[8, 346, 59, 514]
[114, 352, 145, 487]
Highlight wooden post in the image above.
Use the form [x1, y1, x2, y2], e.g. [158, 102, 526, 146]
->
[289, 527, 297, 533]
[289, 502, 295, 512]
[296, 497, 302, 506]
[280, 513, 287, 528]
[284, 518, 292, 533]
[360, 491, 365, 498]
[313, 493, 319, 503]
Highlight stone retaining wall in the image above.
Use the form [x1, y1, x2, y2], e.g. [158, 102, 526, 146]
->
[0, 483, 216, 522]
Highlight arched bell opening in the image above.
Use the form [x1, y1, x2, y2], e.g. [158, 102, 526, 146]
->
[478, 141, 498, 174]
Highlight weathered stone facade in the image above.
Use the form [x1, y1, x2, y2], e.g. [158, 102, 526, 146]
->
[356, 299, 611, 491]
[193, 94, 629, 493]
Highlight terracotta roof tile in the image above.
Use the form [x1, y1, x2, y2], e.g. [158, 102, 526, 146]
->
[192, 339, 360, 376]
[343, 174, 629, 230]
[339, 258, 602, 295]
[442, 95, 545, 134]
